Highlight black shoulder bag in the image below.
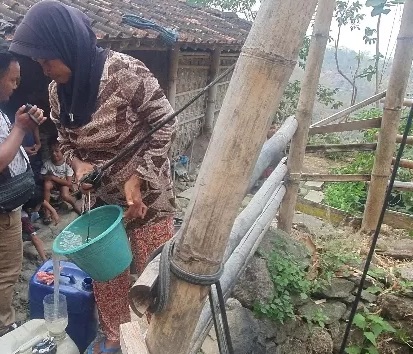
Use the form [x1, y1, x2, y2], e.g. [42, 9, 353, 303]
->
[0, 112, 35, 213]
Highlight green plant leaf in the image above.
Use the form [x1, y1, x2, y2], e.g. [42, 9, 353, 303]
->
[367, 345, 380, 354]
[364, 331, 377, 346]
[345, 346, 362, 354]
[366, 0, 386, 6]
[353, 313, 367, 330]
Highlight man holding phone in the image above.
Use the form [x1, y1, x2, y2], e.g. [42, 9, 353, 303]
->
[0, 46, 46, 336]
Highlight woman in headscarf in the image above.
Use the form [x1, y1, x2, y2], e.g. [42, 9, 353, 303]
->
[11, 1, 176, 353]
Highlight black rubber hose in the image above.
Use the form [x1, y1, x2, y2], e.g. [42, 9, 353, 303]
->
[339, 105, 413, 353]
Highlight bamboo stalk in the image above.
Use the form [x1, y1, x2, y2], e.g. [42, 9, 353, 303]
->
[248, 116, 297, 190]
[204, 49, 221, 133]
[145, 0, 318, 352]
[380, 98, 413, 107]
[310, 91, 386, 128]
[277, 0, 337, 233]
[362, 0, 413, 232]
[190, 186, 287, 353]
[392, 158, 413, 169]
[299, 173, 371, 182]
[308, 118, 382, 135]
[374, 133, 413, 145]
[167, 45, 180, 109]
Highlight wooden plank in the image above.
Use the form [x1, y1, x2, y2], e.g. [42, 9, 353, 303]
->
[308, 118, 382, 135]
[392, 158, 413, 169]
[304, 143, 377, 153]
[310, 91, 386, 128]
[296, 197, 413, 230]
[120, 321, 148, 354]
[300, 173, 371, 182]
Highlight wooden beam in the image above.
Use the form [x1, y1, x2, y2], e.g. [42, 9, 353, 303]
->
[363, 0, 413, 232]
[299, 173, 371, 182]
[204, 49, 222, 133]
[120, 322, 148, 354]
[308, 118, 382, 135]
[167, 45, 180, 109]
[310, 91, 387, 128]
[395, 134, 413, 145]
[393, 181, 413, 192]
[304, 143, 377, 153]
[145, 0, 318, 352]
[381, 98, 413, 107]
[392, 158, 413, 169]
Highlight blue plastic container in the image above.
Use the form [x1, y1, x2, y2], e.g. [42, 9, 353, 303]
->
[52, 205, 132, 281]
[29, 260, 97, 352]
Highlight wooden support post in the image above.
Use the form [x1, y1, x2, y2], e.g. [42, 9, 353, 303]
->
[167, 44, 180, 109]
[362, 0, 413, 232]
[204, 48, 221, 133]
[278, 0, 336, 233]
[145, 0, 318, 353]
[310, 91, 387, 128]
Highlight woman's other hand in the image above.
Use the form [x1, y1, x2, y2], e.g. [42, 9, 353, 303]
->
[124, 174, 147, 220]
[72, 158, 95, 192]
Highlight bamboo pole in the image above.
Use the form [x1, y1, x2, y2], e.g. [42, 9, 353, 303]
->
[167, 44, 180, 109]
[304, 142, 377, 153]
[300, 173, 371, 182]
[190, 187, 286, 353]
[204, 49, 221, 133]
[308, 118, 382, 135]
[362, 0, 413, 232]
[374, 133, 413, 145]
[248, 116, 297, 190]
[277, 0, 338, 233]
[380, 98, 413, 107]
[310, 91, 387, 128]
[392, 158, 413, 169]
[145, 0, 318, 352]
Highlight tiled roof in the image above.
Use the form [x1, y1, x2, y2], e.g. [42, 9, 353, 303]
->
[0, 0, 251, 49]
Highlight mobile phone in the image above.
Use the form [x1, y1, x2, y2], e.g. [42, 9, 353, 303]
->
[24, 103, 40, 124]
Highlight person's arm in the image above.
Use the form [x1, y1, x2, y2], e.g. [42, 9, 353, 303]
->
[33, 126, 41, 152]
[0, 105, 45, 172]
[48, 175, 72, 187]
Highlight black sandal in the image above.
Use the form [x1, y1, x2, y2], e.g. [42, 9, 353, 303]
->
[0, 321, 23, 337]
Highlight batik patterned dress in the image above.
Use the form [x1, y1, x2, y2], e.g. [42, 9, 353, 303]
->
[49, 50, 176, 341]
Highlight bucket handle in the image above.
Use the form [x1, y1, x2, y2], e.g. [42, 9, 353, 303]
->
[44, 268, 76, 284]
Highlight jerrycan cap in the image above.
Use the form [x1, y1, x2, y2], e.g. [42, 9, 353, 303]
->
[82, 277, 93, 291]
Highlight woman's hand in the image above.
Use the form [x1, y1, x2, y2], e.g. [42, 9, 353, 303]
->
[124, 174, 147, 220]
[24, 145, 38, 156]
[72, 158, 95, 193]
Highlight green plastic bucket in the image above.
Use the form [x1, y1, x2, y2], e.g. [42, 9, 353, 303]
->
[52, 205, 132, 282]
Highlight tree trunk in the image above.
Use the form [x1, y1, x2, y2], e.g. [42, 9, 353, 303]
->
[145, 0, 318, 352]
[278, 0, 337, 233]
[362, 0, 413, 232]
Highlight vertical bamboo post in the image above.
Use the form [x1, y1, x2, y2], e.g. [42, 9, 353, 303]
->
[278, 0, 337, 233]
[145, 0, 318, 353]
[167, 44, 180, 109]
[204, 48, 221, 133]
[362, 0, 413, 232]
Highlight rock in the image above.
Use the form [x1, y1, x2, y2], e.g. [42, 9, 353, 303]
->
[258, 228, 311, 270]
[316, 278, 355, 300]
[342, 295, 356, 305]
[304, 190, 324, 204]
[308, 327, 333, 354]
[379, 293, 413, 321]
[258, 318, 298, 345]
[292, 320, 310, 342]
[176, 197, 190, 211]
[275, 338, 308, 354]
[389, 320, 413, 345]
[298, 301, 347, 325]
[398, 265, 413, 282]
[233, 257, 274, 309]
[265, 341, 277, 354]
[226, 299, 262, 354]
[304, 181, 324, 191]
[345, 275, 377, 289]
[376, 238, 413, 260]
[329, 322, 364, 353]
[359, 290, 377, 303]
[342, 302, 366, 321]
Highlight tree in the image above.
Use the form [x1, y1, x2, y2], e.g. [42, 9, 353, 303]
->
[187, 0, 260, 21]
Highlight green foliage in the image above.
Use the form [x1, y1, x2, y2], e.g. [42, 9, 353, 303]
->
[302, 309, 329, 328]
[345, 312, 396, 354]
[275, 80, 343, 123]
[254, 249, 312, 323]
[365, 0, 405, 17]
[335, 1, 365, 29]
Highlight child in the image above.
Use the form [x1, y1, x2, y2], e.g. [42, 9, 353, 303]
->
[41, 139, 81, 224]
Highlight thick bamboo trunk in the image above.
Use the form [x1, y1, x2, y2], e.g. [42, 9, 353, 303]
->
[362, 0, 413, 232]
[204, 49, 221, 133]
[278, 0, 337, 233]
[167, 45, 180, 109]
[190, 186, 287, 353]
[248, 116, 297, 190]
[145, 0, 318, 352]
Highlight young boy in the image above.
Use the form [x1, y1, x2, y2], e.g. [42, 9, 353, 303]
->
[41, 139, 81, 223]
